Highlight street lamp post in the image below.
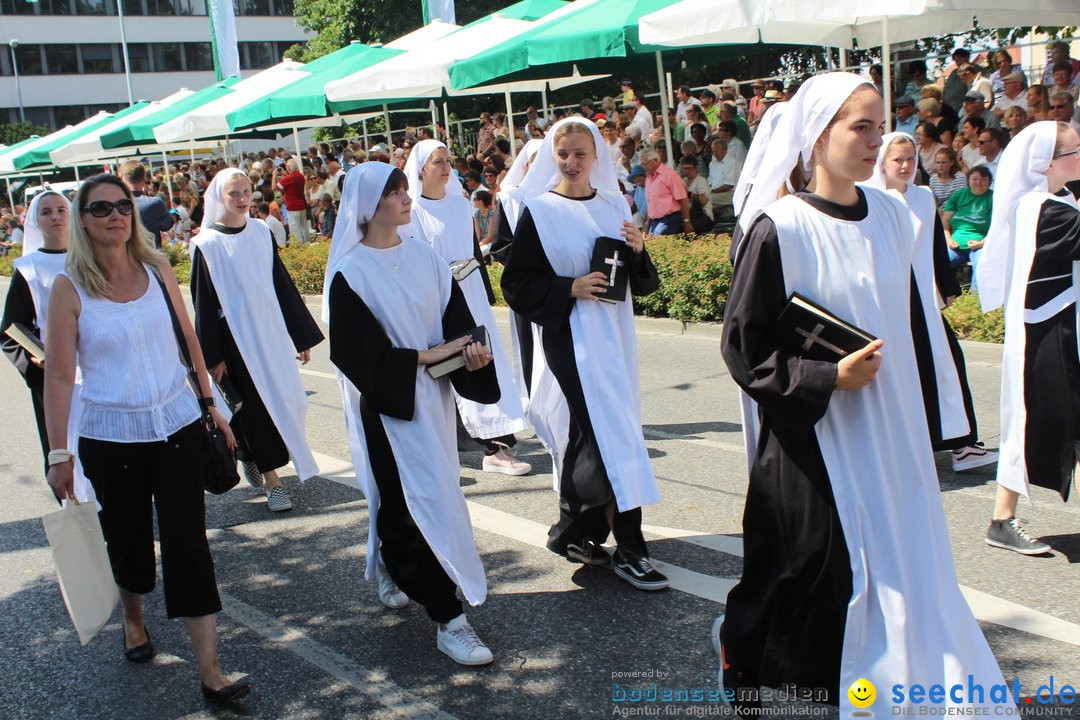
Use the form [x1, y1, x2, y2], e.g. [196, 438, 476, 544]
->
[9, 40, 25, 123]
[116, 0, 135, 106]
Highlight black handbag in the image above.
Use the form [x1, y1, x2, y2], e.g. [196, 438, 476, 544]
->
[151, 269, 240, 494]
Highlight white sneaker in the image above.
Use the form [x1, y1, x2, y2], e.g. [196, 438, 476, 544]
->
[952, 444, 999, 472]
[375, 562, 409, 609]
[482, 448, 532, 476]
[437, 615, 494, 666]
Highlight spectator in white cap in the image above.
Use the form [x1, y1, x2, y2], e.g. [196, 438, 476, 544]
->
[993, 71, 1029, 118]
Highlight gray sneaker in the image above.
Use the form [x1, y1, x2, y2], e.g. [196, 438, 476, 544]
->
[266, 485, 293, 512]
[985, 517, 1050, 555]
[242, 459, 264, 487]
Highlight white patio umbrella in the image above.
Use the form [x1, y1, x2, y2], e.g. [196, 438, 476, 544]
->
[50, 89, 195, 167]
[325, 13, 607, 158]
[639, 0, 1080, 127]
[153, 61, 310, 144]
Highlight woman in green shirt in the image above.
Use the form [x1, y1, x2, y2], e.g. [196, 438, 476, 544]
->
[942, 165, 993, 290]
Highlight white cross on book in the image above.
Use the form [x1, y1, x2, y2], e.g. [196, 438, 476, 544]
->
[796, 322, 848, 357]
[604, 248, 624, 286]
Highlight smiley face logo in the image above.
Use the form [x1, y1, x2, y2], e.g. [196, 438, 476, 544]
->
[848, 679, 876, 708]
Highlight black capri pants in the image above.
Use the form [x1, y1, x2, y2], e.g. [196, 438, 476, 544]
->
[79, 420, 222, 619]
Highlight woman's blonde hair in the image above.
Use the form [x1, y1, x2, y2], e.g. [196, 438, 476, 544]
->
[551, 120, 596, 149]
[67, 173, 164, 299]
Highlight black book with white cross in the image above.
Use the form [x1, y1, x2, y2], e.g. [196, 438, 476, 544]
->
[589, 235, 630, 304]
[769, 293, 877, 363]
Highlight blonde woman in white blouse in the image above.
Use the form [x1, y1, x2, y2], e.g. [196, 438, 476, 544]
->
[43, 173, 250, 705]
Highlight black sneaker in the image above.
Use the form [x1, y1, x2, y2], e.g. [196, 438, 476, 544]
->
[612, 550, 669, 591]
[566, 539, 610, 566]
[985, 517, 1051, 555]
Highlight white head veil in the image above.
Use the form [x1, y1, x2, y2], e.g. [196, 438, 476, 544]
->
[864, 132, 918, 192]
[736, 72, 876, 234]
[320, 161, 398, 323]
[976, 121, 1061, 312]
[200, 167, 248, 229]
[402, 139, 449, 201]
[734, 102, 788, 231]
[501, 138, 544, 193]
[514, 117, 624, 213]
[22, 190, 71, 255]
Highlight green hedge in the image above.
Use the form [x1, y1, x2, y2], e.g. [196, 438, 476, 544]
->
[943, 290, 1005, 344]
[0, 245, 21, 277]
[1, 233, 1006, 343]
[634, 234, 732, 323]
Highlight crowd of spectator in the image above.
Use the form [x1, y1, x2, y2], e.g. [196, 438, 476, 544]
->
[3, 40, 1078, 259]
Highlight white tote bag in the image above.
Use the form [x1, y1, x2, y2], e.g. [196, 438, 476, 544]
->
[42, 501, 119, 646]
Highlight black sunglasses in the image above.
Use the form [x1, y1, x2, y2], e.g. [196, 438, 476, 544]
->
[1054, 147, 1080, 159]
[81, 198, 135, 218]
[1050, 104, 1069, 110]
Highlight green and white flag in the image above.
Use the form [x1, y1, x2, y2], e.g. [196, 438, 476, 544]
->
[208, 0, 241, 80]
[422, 0, 455, 24]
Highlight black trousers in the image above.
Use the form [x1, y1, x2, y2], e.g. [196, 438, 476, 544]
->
[362, 399, 463, 624]
[79, 421, 222, 620]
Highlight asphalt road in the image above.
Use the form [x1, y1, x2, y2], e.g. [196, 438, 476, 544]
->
[1, 275, 1077, 720]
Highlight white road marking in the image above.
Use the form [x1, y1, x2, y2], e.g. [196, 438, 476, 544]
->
[299, 367, 339, 380]
[304, 450, 1080, 649]
[218, 589, 459, 720]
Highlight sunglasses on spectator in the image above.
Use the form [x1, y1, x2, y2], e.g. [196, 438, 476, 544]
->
[1054, 147, 1080, 159]
[1050, 104, 1069, 110]
[81, 199, 135, 217]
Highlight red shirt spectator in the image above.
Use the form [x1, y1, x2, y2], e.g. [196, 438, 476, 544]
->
[276, 169, 307, 212]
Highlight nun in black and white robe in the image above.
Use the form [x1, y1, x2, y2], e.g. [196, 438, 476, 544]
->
[862, 132, 976, 450]
[324, 162, 499, 621]
[977, 121, 1080, 502]
[402, 141, 528, 455]
[489, 139, 570, 472]
[190, 169, 323, 481]
[501, 118, 662, 560]
[1, 191, 95, 505]
[721, 73, 1006, 714]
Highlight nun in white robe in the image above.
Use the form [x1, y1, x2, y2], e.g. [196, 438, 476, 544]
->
[1, 191, 95, 506]
[861, 132, 975, 450]
[324, 162, 498, 620]
[500, 118, 663, 566]
[977, 121, 1080, 503]
[189, 169, 323, 482]
[401, 141, 528, 455]
[720, 72, 1006, 714]
[489, 139, 570, 473]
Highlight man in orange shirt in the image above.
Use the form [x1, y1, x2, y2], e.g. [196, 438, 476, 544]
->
[641, 150, 692, 235]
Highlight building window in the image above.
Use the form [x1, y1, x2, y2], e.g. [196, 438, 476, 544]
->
[26, 107, 53, 127]
[274, 0, 293, 14]
[81, 44, 116, 73]
[54, 104, 86, 126]
[45, 0, 75, 14]
[126, 43, 151, 72]
[44, 44, 79, 74]
[75, 0, 108, 14]
[240, 41, 276, 69]
[237, 0, 269, 14]
[122, 0, 144, 15]
[0, 0, 38, 14]
[183, 42, 213, 71]
[176, 0, 206, 15]
[146, 0, 176, 14]
[14, 44, 45, 75]
[152, 42, 182, 72]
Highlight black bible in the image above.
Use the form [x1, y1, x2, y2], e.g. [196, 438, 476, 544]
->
[589, 236, 630, 304]
[426, 325, 490, 379]
[770, 293, 876, 363]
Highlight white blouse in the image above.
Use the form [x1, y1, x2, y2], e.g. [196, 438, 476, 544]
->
[63, 263, 200, 443]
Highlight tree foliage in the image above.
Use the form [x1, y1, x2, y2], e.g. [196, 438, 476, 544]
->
[0, 121, 51, 147]
[288, 0, 510, 62]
